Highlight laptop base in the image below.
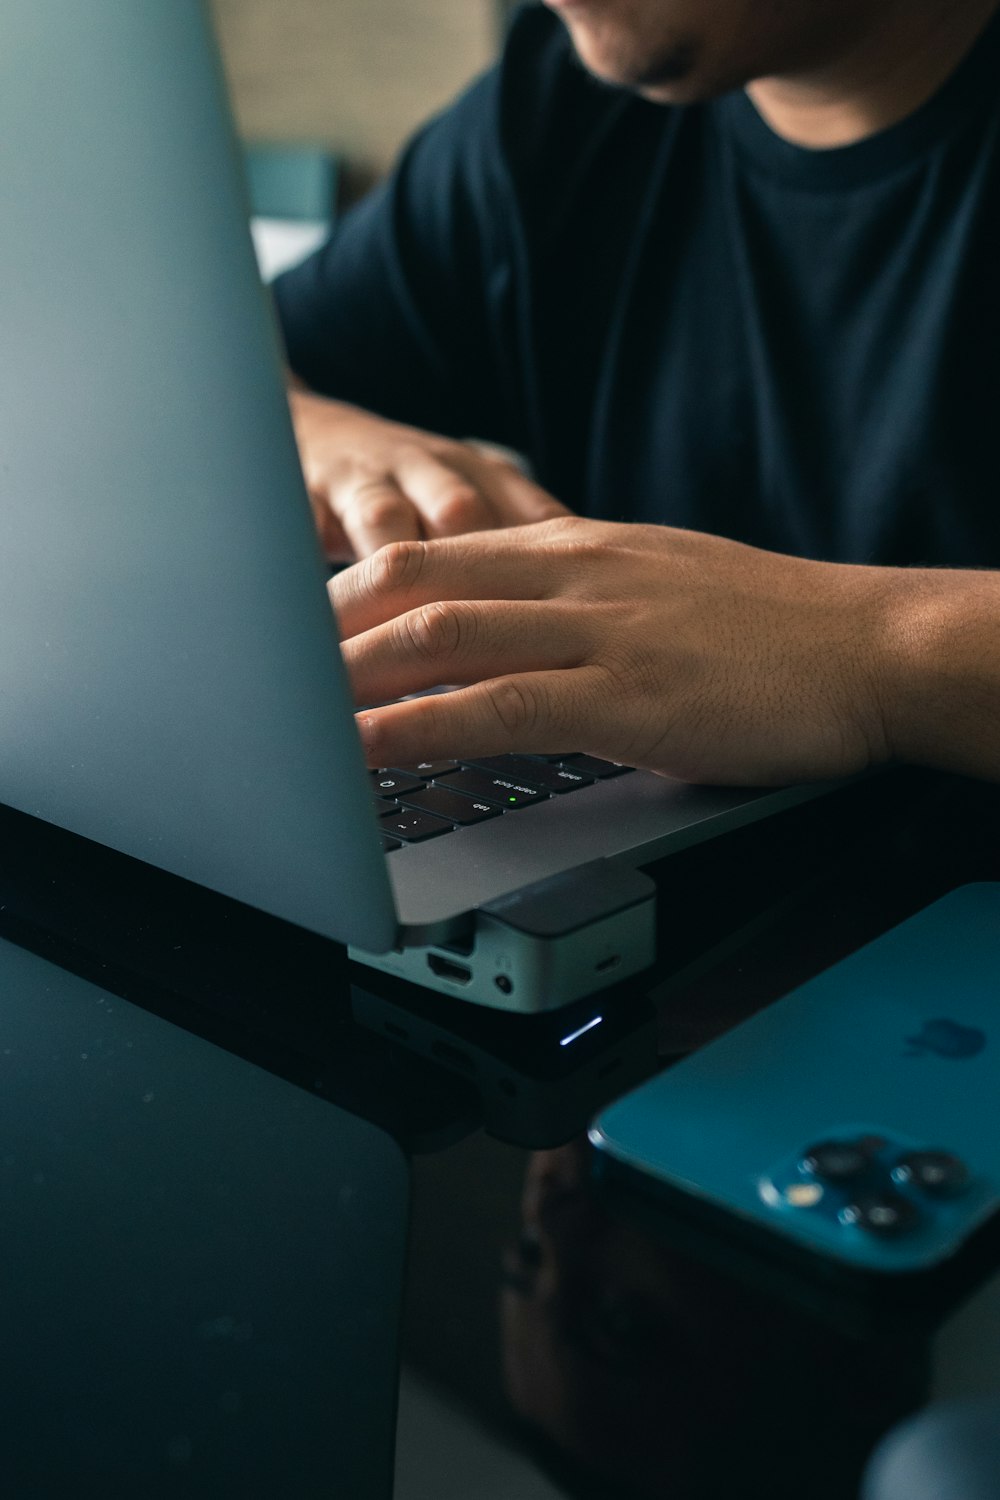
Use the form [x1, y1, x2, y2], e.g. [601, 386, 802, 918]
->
[351, 859, 657, 1012]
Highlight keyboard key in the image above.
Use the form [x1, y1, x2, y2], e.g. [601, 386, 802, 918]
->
[560, 754, 632, 778]
[373, 795, 398, 812]
[390, 761, 459, 779]
[378, 807, 454, 842]
[380, 833, 403, 852]
[468, 755, 593, 794]
[399, 786, 501, 825]
[370, 771, 425, 797]
[435, 768, 547, 808]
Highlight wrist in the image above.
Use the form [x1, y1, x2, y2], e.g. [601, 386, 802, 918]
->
[872, 568, 1000, 776]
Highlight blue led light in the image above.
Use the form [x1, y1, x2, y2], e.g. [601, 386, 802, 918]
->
[559, 1015, 603, 1047]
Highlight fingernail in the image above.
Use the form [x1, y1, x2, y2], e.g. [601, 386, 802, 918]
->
[357, 713, 376, 762]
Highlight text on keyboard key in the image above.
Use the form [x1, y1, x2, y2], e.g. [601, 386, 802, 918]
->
[468, 756, 593, 793]
[398, 786, 501, 825]
[370, 771, 425, 797]
[378, 807, 454, 842]
[389, 761, 459, 779]
[434, 768, 546, 807]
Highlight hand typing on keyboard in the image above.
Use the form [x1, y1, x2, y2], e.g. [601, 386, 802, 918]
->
[330, 516, 899, 787]
[287, 389, 568, 559]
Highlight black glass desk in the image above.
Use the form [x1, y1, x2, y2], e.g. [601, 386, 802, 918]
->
[1, 770, 998, 1498]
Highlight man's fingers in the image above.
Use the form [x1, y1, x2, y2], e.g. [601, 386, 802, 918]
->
[477, 464, 572, 526]
[305, 486, 353, 562]
[335, 476, 424, 558]
[315, 452, 566, 561]
[356, 666, 612, 768]
[341, 599, 588, 705]
[331, 529, 570, 638]
[393, 451, 496, 538]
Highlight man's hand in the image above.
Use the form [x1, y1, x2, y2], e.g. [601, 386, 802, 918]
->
[288, 388, 568, 559]
[331, 517, 900, 786]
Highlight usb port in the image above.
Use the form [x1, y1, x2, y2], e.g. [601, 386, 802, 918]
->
[427, 953, 473, 985]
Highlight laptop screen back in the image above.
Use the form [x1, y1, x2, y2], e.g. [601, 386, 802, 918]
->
[0, 0, 396, 950]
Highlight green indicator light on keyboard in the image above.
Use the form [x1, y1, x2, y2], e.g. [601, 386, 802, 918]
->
[509, 797, 517, 803]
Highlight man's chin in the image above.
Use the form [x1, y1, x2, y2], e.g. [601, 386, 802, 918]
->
[564, 25, 705, 102]
[580, 61, 709, 107]
[633, 76, 706, 105]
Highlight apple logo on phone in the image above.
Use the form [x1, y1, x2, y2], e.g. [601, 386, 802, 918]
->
[905, 1018, 986, 1059]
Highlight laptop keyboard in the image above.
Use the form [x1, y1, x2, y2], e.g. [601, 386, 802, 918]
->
[373, 754, 633, 851]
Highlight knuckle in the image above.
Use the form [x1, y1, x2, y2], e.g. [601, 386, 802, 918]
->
[302, 445, 353, 492]
[599, 640, 641, 686]
[394, 441, 431, 470]
[432, 487, 485, 534]
[399, 601, 474, 663]
[422, 437, 463, 464]
[538, 514, 579, 541]
[411, 693, 448, 745]
[597, 644, 661, 712]
[354, 487, 410, 532]
[570, 537, 612, 569]
[488, 677, 543, 739]
[363, 538, 427, 597]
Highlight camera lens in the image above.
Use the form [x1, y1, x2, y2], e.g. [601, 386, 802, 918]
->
[840, 1192, 921, 1237]
[801, 1140, 874, 1183]
[893, 1150, 970, 1198]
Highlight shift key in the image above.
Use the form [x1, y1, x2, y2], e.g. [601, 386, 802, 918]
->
[435, 768, 547, 808]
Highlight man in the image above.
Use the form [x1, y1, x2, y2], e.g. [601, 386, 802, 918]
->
[275, 0, 1000, 787]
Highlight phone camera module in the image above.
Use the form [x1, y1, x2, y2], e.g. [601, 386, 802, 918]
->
[840, 1192, 921, 1237]
[892, 1149, 970, 1198]
[801, 1139, 874, 1184]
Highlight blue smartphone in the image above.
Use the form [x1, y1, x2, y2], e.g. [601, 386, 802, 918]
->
[590, 884, 1000, 1312]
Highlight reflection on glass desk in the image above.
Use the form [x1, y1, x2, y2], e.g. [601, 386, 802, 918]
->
[351, 968, 660, 1149]
[0, 935, 407, 1497]
[397, 773, 1000, 1500]
[3, 771, 1000, 1497]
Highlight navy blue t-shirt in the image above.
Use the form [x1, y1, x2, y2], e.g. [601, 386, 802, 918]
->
[274, 3, 1000, 567]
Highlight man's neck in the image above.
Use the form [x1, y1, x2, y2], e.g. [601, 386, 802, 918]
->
[746, 0, 1000, 149]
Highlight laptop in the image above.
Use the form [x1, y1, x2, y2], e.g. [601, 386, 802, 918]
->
[0, 0, 836, 1012]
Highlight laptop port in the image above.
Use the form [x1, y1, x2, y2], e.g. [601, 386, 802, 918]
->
[427, 953, 473, 986]
[595, 954, 622, 973]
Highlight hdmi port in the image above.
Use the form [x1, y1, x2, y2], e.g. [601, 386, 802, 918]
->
[427, 953, 473, 985]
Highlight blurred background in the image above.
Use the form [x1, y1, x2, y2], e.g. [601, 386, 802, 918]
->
[211, 0, 517, 203]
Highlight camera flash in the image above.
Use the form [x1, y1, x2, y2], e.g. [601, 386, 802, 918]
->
[785, 1182, 824, 1207]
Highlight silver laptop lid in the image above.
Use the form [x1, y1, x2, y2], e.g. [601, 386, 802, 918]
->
[0, 0, 397, 951]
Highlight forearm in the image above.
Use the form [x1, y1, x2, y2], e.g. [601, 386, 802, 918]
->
[881, 568, 1000, 782]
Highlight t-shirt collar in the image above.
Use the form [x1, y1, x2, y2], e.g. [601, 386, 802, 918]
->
[717, 3, 1000, 188]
